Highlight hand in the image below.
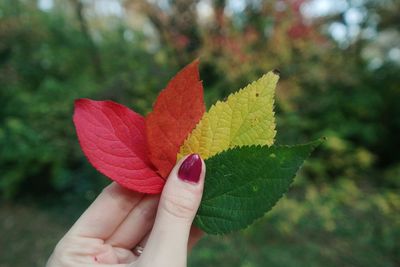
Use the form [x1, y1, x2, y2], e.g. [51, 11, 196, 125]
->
[47, 154, 205, 267]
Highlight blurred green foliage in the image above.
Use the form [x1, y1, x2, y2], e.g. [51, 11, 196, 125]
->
[0, 0, 399, 266]
[0, 0, 177, 198]
[191, 179, 400, 267]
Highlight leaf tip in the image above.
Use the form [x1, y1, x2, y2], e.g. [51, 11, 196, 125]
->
[74, 98, 86, 108]
[73, 98, 90, 121]
[313, 137, 326, 147]
[272, 68, 281, 76]
[184, 58, 201, 78]
[191, 57, 200, 66]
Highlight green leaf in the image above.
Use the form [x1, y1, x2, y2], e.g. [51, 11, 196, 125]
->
[195, 139, 323, 234]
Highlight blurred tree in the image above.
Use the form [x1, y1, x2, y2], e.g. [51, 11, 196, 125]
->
[0, 0, 399, 199]
[69, 0, 104, 79]
[0, 0, 175, 198]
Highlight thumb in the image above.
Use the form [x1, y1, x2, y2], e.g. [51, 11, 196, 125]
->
[137, 154, 205, 266]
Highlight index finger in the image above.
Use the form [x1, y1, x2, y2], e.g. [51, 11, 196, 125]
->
[68, 182, 144, 239]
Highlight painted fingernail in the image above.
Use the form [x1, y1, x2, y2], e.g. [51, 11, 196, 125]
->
[178, 154, 202, 183]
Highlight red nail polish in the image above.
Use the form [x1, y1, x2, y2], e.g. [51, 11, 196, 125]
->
[178, 154, 202, 183]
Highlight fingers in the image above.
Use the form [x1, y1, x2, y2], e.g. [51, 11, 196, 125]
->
[106, 194, 159, 249]
[138, 154, 205, 267]
[47, 236, 133, 267]
[133, 225, 202, 254]
[69, 182, 144, 239]
[113, 248, 137, 264]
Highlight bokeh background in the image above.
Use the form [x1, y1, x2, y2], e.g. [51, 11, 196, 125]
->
[1, 0, 399, 266]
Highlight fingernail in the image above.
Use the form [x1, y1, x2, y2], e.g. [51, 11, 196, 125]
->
[178, 154, 202, 183]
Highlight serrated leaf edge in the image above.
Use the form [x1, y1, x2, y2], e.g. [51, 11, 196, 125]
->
[195, 138, 324, 235]
[178, 71, 279, 159]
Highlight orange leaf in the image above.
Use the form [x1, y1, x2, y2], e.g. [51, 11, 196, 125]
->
[146, 60, 205, 178]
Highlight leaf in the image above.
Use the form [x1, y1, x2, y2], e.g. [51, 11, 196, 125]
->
[195, 140, 323, 234]
[146, 60, 205, 178]
[179, 71, 279, 160]
[73, 99, 165, 194]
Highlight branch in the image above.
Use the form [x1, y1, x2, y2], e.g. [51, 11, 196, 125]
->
[70, 0, 103, 79]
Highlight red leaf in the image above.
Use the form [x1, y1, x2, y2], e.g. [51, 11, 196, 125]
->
[73, 99, 165, 194]
[146, 60, 206, 178]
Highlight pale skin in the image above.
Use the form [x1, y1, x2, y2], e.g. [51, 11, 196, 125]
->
[47, 155, 205, 267]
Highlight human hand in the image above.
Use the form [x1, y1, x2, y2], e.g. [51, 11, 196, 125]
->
[47, 154, 205, 267]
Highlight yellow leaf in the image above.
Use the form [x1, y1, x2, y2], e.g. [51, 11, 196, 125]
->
[178, 71, 279, 160]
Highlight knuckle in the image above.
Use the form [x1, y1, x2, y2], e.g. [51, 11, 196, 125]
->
[161, 193, 198, 219]
[53, 238, 69, 257]
[48, 241, 71, 267]
[137, 196, 158, 221]
[102, 183, 140, 212]
[139, 204, 157, 221]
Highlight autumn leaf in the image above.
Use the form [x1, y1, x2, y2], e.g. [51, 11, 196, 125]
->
[179, 71, 279, 160]
[73, 61, 206, 194]
[73, 99, 164, 194]
[146, 60, 205, 178]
